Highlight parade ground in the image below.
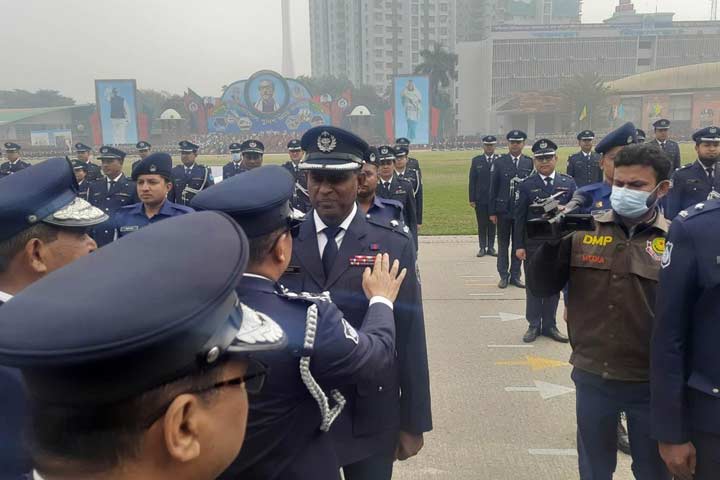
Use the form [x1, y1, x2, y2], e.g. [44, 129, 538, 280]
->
[391, 236, 636, 480]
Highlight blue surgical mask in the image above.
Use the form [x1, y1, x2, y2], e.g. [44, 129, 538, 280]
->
[231, 153, 242, 162]
[610, 185, 657, 218]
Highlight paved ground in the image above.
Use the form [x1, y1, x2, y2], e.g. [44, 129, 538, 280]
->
[392, 236, 634, 480]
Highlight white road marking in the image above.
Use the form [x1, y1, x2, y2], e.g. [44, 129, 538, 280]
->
[459, 275, 494, 278]
[476, 312, 524, 321]
[469, 293, 504, 296]
[487, 344, 534, 348]
[505, 380, 575, 400]
[528, 449, 578, 456]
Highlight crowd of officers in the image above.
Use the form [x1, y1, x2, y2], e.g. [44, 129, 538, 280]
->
[469, 118, 720, 479]
[0, 126, 430, 480]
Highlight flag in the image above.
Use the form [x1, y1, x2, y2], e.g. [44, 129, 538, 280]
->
[184, 88, 208, 134]
[579, 105, 588, 121]
[618, 104, 625, 119]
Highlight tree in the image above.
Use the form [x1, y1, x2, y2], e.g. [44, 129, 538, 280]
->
[0, 89, 76, 108]
[297, 75, 353, 98]
[414, 42, 459, 138]
[560, 73, 613, 131]
[137, 89, 188, 121]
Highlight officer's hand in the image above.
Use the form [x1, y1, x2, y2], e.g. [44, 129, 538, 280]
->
[489, 215, 497, 224]
[395, 431, 424, 461]
[659, 441, 696, 480]
[516, 249, 526, 261]
[469, 202, 475, 208]
[362, 253, 407, 303]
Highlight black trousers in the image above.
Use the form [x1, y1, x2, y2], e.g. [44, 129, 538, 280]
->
[343, 453, 394, 480]
[496, 213, 521, 279]
[474, 203, 496, 250]
[523, 251, 558, 330]
[694, 430, 720, 479]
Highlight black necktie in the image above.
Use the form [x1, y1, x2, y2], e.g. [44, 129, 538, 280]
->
[660, 142, 666, 150]
[108, 180, 116, 192]
[322, 226, 342, 278]
[545, 177, 553, 186]
[707, 167, 714, 183]
[514, 157, 519, 169]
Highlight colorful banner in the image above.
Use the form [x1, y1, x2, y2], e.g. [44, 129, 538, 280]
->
[94, 79, 139, 145]
[207, 70, 329, 134]
[692, 93, 720, 129]
[393, 76, 430, 144]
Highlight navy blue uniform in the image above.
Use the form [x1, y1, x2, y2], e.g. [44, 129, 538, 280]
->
[514, 172, 576, 332]
[397, 167, 422, 224]
[87, 174, 137, 246]
[652, 200, 720, 478]
[113, 200, 194, 238]
[377, 175, 418, 248]
[365, 196, 405, 231]
[281, 209, 431, 474]
[566, 151, 602, 188]
[81, 161, 103, 183]
[76, 179, 90, 200]
[0, 160, 30, 178]
[222, 161, 246, 180]
[649, 138, 682, 171]
[488, 153, 533, 280]
[665, 161, 719, 220]
[576, 181, 612, 214]
[220, 275, 396, 480]
[282, 161, 311, 213]
[171, 163, 214, 206]
[469, 153, 497, 251]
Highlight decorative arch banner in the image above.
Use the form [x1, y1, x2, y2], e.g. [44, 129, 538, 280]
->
[207, 70, 330, 134]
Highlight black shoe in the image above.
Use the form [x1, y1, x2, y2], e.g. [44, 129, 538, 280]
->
[487, 247, 497, 257]
[477, 248, 486, 258]
[498, 276, 509, 289]
[617, 415, 631, 455]
[510, 277, 525, 289]
[523, 327, 540, 343]
[543, 326, 569, 343]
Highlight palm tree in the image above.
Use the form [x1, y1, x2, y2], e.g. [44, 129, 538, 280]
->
[560, 73, 613, 131]
[414, 42, 459, 138]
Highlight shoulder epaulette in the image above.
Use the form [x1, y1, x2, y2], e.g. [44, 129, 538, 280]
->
[678, 200, 720, 221]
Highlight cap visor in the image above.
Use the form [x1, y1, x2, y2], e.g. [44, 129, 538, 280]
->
[43, 197, 109, 228]
[298, 159, 361, 171]
[242, 149, 264, 154]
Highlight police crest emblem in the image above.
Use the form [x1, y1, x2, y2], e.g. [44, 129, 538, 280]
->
[149, 164, 157, 173]
[539, 141, 548, 149]
[661, 241, 673, 269]
[249, 141, 257, 148]
[317, 131, 337, 153]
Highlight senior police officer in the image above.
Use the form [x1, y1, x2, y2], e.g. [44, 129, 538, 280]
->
[358, 147, 406, 230]
[567, 130, 602, 188]
[664, 126, 720, 220]
[395, 137, 421, 173]
[0, 142, 30, 178]
[468, 135, 498, 257]
[282, 139, 312, 213]
[527, 141, 673, 479]
[514, 139, 574, 343]
[171, 140, 214, 206]
[191, 165, 406, 479]
[87, 146, 137, 247]
[74, 142, 103, 182]
[636, 129, 647, 144]
[376, 145, 418, 248]
[223, 142, 245, 180]
[489, 130, 533, 288]
[281, 126, 432, 480]
[240, 139, 265, 171]
[72, 160, 91, 199]
[650, 119, 682, 170]
[394, 145, 423, 229]
[0, 211, 287, 480]
[131, 140, 152, 170]
[114, 152, 194, 239]
[0, 157, 107, 478]
[652, 198, 720, 480]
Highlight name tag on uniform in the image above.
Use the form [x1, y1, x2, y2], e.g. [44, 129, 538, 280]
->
[119, 225, 140, 233]
[285, 265, 301, 274]
[350, 255, 375, 267]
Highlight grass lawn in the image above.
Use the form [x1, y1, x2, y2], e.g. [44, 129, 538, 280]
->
[124, 143, 698, 235]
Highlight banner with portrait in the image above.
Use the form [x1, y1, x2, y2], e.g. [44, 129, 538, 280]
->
[30, 129, 73, 149]
[95, 79, 139, 145]
[393, 76, 430, 144]
[207, 70, 330, 134]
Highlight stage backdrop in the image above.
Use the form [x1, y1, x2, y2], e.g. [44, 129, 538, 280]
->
[207, 70, 329, 134]
[95, 79, 139, 145]
[393, 76, 430, 144]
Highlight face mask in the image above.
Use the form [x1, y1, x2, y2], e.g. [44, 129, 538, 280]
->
[231, 153, 242, 162]
[610, 184, 661, 219]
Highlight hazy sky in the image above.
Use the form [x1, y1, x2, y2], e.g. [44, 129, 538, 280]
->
[0, 0, 711, 103]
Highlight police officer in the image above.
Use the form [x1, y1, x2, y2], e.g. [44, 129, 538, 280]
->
[171, 140, 214, 206]
[567, 130, 602, 188]
[376, 145, 418, 248]
[650, 119, 682, 170]
[636, 129, 647, 144]
[664, 126, 720, 220]
[191, 165, 405, 479]
[240, 139, 265, 171]
[0, 157, 106, 479]
[72, 159, 90, 199]
[74, 142, 103, 182]
[281, 126, 432, 480]
[489, 130, 533, 289]
[0, 142, 30, 178]
[114, 152, 194, 238]
[0, 211, 287, 480]
[469, 135, 498, 257]
[394, 144, 423, 229]
[282, 139, 312, 212]
[395, 137, 421, 173]
[527, 142, 672, 480]
[652, 199, 720, 480]
[87, 146, 137, 247]
[223, 142, 244, 179]
[514, 139, 574, 343]
[358, 147, 407, 229]
[131, 140, 152, 170]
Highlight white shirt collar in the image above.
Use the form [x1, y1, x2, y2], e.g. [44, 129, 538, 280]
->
[108, 173, 122, 183]
[243, 273, 273, 282]
[0, 290, 13, 303]
[539, 171, 556, 181]
[395, 168, 406, 176]
[314, 203, 357, 234]
[185, 163, 196, 170]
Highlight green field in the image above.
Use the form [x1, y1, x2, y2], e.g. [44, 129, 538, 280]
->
[125, 143, 698, 235]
